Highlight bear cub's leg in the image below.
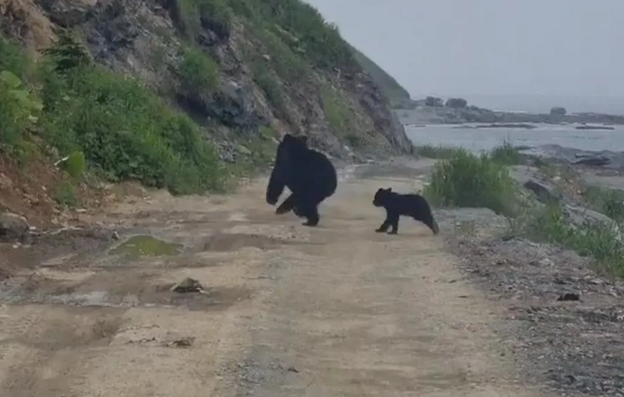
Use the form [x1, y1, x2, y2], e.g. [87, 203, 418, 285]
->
[376, 209, 400, 235]
[408, 201, 439, 235]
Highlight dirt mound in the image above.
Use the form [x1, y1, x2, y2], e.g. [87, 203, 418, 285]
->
[0, 152, 109, 231]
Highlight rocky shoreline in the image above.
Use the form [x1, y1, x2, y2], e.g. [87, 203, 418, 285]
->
[395, 103, 624, 126]
[518, 144, 624, 174]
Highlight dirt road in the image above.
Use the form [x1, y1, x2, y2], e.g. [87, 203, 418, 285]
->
[0, 162, 551, 396]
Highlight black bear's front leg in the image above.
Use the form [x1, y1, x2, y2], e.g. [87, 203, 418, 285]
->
[266, 171, 285, 206]
[375, 219, 390, 233]
[378, 209, 400, 235]
[376, 208, 395, 233]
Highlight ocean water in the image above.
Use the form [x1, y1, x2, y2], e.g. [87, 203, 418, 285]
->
[406, 123, 624, 153]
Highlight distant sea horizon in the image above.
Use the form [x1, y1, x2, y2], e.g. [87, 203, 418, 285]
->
[406, 123, 624, 153]
[410, 93, 624, 116]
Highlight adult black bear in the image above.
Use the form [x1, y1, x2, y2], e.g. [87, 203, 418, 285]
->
[266, 134, 338, 227]
[373, 187, 439, 235]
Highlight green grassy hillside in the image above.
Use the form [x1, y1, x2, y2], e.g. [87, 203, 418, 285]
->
[0, 0, 412, 220]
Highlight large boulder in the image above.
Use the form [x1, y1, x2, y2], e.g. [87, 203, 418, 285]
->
[0, 212, 30, 242]
[564, 204, 621, 240]
[523, 179, 563, 204]
[509, 165, 564, 204]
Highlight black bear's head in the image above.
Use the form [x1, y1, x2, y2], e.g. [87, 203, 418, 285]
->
[272, 134, 309, 179]
[373, 187, 392, 207]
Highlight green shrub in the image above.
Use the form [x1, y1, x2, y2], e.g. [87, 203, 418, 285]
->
[345, 134, 365, 148]
[251, 63, 288, 119]
[0, 29, 227, 196]
[53, 180, 79, 208]
[173, 0, 233, 40]
[414, 145, 462, 159]
[60, 150, 86, 180]
[321, 85, 352, 133]
[0, 35, 30, 76]
[178, 46, 219, 94]
[510, 203, 572, 244]
[197, 0, 233, 37]
[0, 36, 43, 160]
[246, 126, 277, 166]
[0, 69, 43, 157]
[583, 185, 624, 223]
[41, 30, 92, 74]
[423, 149, 517, 216]
[0, 73, 29, 150]
[259, 28, 310, 83]
[229, 0, 356, 72]
[251, 0, 355, 70]
[512, 202, 624, 277]
[490, 140, 521, 165]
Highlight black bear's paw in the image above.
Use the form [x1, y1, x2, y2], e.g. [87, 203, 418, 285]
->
[302, 220, 319, 227]
[375, 228, 386, 233]
[275, 206, 290, 215]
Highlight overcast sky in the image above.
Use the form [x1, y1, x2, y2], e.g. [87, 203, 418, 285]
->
[305, 0, 624, 107]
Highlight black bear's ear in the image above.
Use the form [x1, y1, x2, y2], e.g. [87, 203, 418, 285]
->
[386, 188, 392, 192]
[283, 134, 294, 141]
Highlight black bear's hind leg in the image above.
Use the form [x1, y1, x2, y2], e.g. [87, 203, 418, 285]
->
[275, 193, 296, 215]
[429, 219, 440, 235]
[414, 213, 439, 235]
[302, 206, 320, 227]
[293, 205, 305, 217]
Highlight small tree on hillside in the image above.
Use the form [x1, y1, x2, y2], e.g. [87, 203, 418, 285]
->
[425, 96, 444, 107]
[446, 98, 468, 109]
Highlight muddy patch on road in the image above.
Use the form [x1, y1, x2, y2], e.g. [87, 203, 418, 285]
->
[201, 223, 313, 253]
[0, 269, 252, 311]
[202, 232, 307, 252]
[0, 227, 117, 278]
[447, 235, 624, 396]
[111, 235, 182, 258]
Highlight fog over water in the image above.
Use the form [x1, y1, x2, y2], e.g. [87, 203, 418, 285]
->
[305, 0, 624, 114]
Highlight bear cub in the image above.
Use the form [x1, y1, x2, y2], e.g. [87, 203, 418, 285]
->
[372, 187, 439, 235]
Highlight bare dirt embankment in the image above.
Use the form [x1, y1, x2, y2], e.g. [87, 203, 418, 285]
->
[1, 159, 621, 396]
